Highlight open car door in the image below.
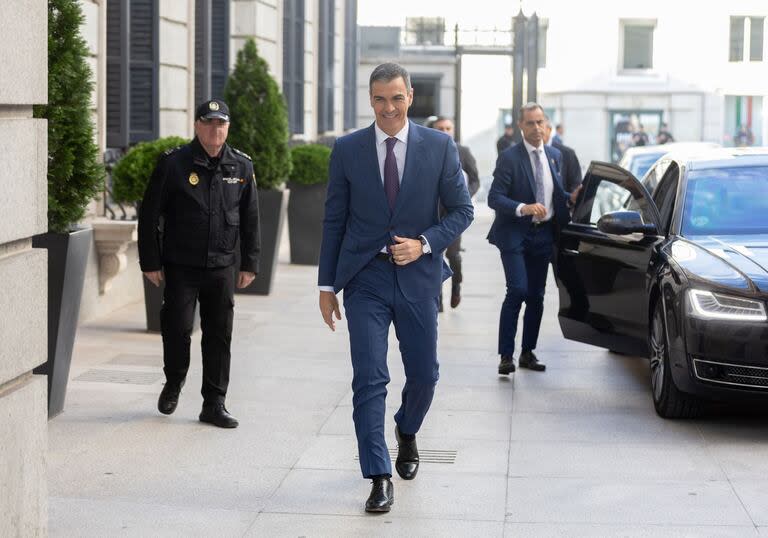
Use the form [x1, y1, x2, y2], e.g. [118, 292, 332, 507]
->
[554, 162, 663, 356]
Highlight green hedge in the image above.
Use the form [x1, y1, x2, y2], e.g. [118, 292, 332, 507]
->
[289, 144, 331, 185]
[34, 0, 105, 233]
[111, 136, 189, 204]
[224, 39, 291, 190]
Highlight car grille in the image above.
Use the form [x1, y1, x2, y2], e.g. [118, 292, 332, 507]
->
[693, 358, 768, 389]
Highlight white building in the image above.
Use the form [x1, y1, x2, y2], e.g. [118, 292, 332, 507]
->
[357, 0, 767, 179]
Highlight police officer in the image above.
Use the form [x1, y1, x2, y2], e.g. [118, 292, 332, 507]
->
[138, 99, 260, 428]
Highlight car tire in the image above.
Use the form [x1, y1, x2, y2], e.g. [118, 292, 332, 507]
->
[649, 301, 702, 419]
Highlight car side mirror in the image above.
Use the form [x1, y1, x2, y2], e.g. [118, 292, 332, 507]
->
[597, 211, 657, 235]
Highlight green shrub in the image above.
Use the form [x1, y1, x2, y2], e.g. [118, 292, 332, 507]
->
[224, 39, 291, 190]
[34, 0, 105, 233]
[111, 136, 189, 204]
[289, 144, 331, 185]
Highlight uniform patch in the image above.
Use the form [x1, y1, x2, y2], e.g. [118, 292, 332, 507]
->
[164, 145, 183, 156]
[189, 172, 199, 186]
[231, 147, 252, 161]
[223, 177, 242, 184]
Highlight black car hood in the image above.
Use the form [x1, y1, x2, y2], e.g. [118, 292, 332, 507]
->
[668, 235, 768, 292]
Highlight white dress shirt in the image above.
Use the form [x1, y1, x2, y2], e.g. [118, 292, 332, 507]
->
[515, 139, 554, 221]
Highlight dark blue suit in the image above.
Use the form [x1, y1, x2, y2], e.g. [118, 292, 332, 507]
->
[319, 121, 473, 478]
[487, 142, 570, 356]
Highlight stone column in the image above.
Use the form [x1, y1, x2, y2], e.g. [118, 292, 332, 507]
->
[0, 0, 49, 535]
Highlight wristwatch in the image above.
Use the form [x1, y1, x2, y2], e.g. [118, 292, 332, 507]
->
[418, 235, 429, 254]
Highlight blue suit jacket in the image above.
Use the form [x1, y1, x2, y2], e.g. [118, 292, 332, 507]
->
[318, 121, 474, 301]
[487, 142, 571, 251]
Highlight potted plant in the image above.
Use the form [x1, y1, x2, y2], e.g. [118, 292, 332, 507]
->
[224, 39, 292, 294]
[111, 136, 190, 332]
[32, 0, 105, 417]
[287, 143, 331, 265]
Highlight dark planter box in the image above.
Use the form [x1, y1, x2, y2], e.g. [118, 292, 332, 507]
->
[237, 188, 287, 295]
[287, 181, 327, 265]
[143, 276, 199, 333]
[32, 228, 92, 418]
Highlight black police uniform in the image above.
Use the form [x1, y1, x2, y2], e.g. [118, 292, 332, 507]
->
[138, 136, 260, 404]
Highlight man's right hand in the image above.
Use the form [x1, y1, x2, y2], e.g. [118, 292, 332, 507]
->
[521, 203, 547, 220]
[143, 270, 163, 287]
[319, 291, 342, 331]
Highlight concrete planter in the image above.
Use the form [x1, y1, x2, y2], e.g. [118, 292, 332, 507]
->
[32, 227, 91, 418]
[237, 188, 288, 295]
[287, 181, 328, 265]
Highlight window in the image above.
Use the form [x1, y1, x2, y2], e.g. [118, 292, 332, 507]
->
[621, 21, 655, 70]
[405, 17, 445, 46]
[317, 0, 335, 134]
[730, 16, 764, 62]
[651, 163, 679, 235]
[195, 0, 230, 105]
[343, 0, 357, 130]
[107, 0, 159, 148]
[283, 0, 305, 134]
[574, 169, 655, 227]
[408, 76, 440, 125]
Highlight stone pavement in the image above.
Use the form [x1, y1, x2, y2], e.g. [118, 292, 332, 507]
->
[48, 206, 768, 537]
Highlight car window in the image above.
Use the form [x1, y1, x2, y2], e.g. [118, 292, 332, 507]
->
[682, 166, 768, 236]
[576, 176, 655, 226]
[629, 152, 664, 179]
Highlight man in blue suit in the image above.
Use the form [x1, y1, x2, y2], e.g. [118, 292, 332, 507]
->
[318, 63, 473, 513]
[487, 103, 580, 375]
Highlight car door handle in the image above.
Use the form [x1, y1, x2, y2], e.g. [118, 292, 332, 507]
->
[562, 249, 579, 256]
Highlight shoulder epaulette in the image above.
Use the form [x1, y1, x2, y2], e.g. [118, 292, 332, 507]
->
[231, 147, 252, 161]
[163, 145, 183, 156]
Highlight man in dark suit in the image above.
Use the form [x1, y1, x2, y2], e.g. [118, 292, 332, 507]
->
[496, 123, 515, 155]
[546, 120, 582, 193]
[427, 116, 480, 309]
[318, 63, 473, 513]
[487, 103, 580, 375]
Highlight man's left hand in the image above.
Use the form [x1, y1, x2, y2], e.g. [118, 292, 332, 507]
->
[390, 236, 423, 266]
[569, 185, 583, 206]
[237, 271, 256, 289]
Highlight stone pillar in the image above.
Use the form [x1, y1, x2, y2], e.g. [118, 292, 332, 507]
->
[0, 0, 49, 536]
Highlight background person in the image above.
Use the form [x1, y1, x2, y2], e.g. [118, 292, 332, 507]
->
[426, 116, 480, 309]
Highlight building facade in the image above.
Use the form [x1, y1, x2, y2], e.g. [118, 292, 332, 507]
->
[357, 0, 767, 181]
[0, 0, 48, 534]
[77, 0, 357, 322]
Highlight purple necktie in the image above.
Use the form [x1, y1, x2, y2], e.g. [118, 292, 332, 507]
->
[384, 137, 399, 210]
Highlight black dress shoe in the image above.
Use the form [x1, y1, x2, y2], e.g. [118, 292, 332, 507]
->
[519, 350, 546, 371]
[157, 380, 184, 415]
[498, 355, 516, 375]
[365, 477, 393, 513]
[199, 402, 239, 428]
[394, 425, 419, 480]
[450, 283, 461, 309]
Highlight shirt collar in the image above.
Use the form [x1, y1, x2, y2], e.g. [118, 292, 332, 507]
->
[375, 121, 409, 147]
[523, 138, 544, 154]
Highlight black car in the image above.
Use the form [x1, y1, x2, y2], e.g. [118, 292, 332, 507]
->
[554, 148, 768, 418]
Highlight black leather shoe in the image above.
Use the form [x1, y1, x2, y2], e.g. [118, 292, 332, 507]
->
[157, 380, 184, 415]
[498, 355, 515, 375]
[450, 283, 461, 308]
[519, 350, 546, 371]
[365, 477, 393, 513]
[199, 402, 239, 428]
[394, 425, 419, 480]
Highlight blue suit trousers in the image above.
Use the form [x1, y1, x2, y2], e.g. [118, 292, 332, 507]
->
[498, 222, 554, 356]
[343, 257, 440, 478]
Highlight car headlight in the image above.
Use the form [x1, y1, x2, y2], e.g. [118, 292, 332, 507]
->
[688, 289, 767, 321]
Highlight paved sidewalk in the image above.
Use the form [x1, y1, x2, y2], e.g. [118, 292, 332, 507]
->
[49, 206, 768, 537]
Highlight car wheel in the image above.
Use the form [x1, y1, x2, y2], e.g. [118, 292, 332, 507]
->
[649, 301, 702, 419]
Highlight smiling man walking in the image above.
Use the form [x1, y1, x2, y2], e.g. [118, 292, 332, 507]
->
[318, 63, 473, 513]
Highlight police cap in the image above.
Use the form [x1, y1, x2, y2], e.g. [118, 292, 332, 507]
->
[195, 99, 230, 122]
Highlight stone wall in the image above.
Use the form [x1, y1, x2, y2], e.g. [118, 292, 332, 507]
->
[0, 0, 49, 535]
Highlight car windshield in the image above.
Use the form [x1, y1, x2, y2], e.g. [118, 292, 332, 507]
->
[629, 152, 664, 179]
[682, 166, 768, 236]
